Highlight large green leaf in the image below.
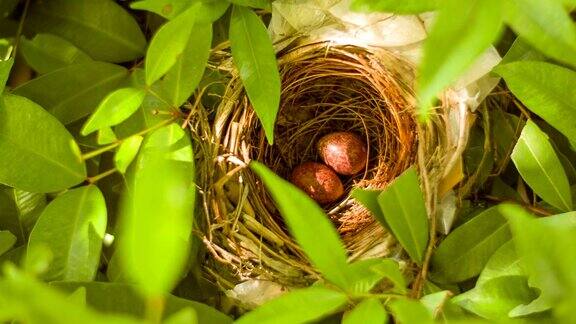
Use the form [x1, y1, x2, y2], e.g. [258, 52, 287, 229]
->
[20, 34, 92, 74]
[343, 298, 388, 324]
[235, 286, 347, 324]
[350, 0, 438, 14]
[477, 241, 522, 286]
[13, 61, 128, 124]
[511, 120, 572, 212]
[81, 87, 146, 136]
[417, 0, 503, 116]
[230, 5, 281, 144]
[389, 299, 433, 324]
[27, 186, 107, 281]
[503, 0, 576, 68]
[119, 124, 195, 296]
[0, 95, 86, 192]
[51, 282, 232, 323]
[27, 0, 146, 63]
[250, 162, 350, 288]
[0, 230, 16, 256]
[145, 4, 198, 85]
[500, 38, 546, 65]
[431, 206, 512, 283]
[0, 188, 46, 244]
[494, 62, 576, 148]
[377, 167, 428, 265]
[160, 23, 212, 107]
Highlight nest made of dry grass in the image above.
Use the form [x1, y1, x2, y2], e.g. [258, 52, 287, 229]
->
[193, 40, 455, 290]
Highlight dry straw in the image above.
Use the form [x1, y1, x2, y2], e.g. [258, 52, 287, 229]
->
[191, 39, 466, 293]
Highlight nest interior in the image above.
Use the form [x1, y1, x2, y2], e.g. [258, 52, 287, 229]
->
[200, 42, 423, 289]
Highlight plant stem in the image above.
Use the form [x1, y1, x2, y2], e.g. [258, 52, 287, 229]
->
[13, 0, 31, 56]
[87, 168, 117, 184]
[145, 296, 165, 323]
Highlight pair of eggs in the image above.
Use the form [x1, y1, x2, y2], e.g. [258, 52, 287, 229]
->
[290, 132, 368, 204]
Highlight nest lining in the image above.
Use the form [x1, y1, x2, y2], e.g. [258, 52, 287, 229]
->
[198, 41, 441, 289]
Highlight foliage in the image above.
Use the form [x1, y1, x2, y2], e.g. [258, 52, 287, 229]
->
[0, 0, 574, 323]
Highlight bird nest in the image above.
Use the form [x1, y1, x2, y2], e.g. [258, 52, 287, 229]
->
[194, 40, 459, 290]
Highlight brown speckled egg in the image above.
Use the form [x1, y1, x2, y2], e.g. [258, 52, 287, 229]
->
[290, 162, 344, 204]
[318, 132, 368, 175]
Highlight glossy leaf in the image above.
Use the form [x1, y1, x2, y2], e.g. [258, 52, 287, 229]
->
[350, 0, 438, 14]
[500, 38, 546, 64]
[343, 298, 388, 324]
[503, 0, 576, 68]
[344, 258, 406, 294]
[417, 0, 503, 116]
[0, 58, 13, 93]
[250, 162, 350, 288]
[351, 188, 388, 230]
[119, 124, 195, 296]
[235, 286, 347, 324]
[0, 95, 86, 192]
[145, 4, 198, 85]
[13, 61, 128, 124]
[130, 0, 192, 19]
[81, 87, 146, 136]
[377, 167, 428, 265]
[28, 186, 107, 281]
[230, 5, 281, 144]
[114, 136, 144, 174]
[477, 241, 522, 286]
[96, 127, 117, 145]
[51, 282, 232, 323]
[0, 230, 16, 256]
[20, 34, 92, 74]
[27, 0, 146, 63]
[495, 62, 576, 148]
[431, 205, 512, 283]
[389, 299, 433, 324]
[161, 22, 212, 107]
[511, 120, 572, 212]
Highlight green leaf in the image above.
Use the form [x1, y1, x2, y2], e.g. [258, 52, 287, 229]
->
[377, 167, 428, 265]
[81, 88, 146, 136]
[389, 299, 433, 324]
[511, 120, 572, 212]
[0, 58, 13, 94]
[96, 127, 117, 145]
[344, 258, 406, 294]
[343, 298, 388, 324]
[13, 61, 128, 124]
[160, 22, 212, 107]
[119, 124, 195, 296]
[417, 0, 503, 116]
[145, 4, 198, 85]
[164, 308, 197, 324]
[230, 5, 281, 144]
[0, 188, 45, 244]
[351, 188, 388, 230]
[230, 0, 271, 10]
[27, 0, 146, 63]
[503, 0, 576, 68]
[20, 34, 92, 74]
[350, 0, 438, 14]
[0, 230, 16, 256]
[477, 241, 522, 286]
[420, 291, 453, 317]
[27, 185, 107, 281]
[0, 94, 86, 192]
[431, 205, 512, 283]
[500, 38, 546, 65]
[114, 136, 144, 174]
[51, 282, 232, 323]
[130, 0, 192, 19]
[494, 61, 576, 148]
[235, 286, 347, 324]
[453, 276, 538, 320]
[250, 162, 350, 288]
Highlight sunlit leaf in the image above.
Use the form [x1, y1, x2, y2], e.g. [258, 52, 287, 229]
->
[389, 299, 433, 324]
[145, 3, 198, 85]
[250, 162, 350, 288]
[417, 0, 503, 117]
[343, 298, 388, 324]
[119, 124, 195, 296]
[350, 0, 438, 14]
[96, 127, 117, 145]
[114, 136, 144, 174]
[431, 205, 512, 283]
[164, 308, 197, 324]
[377, 167, 428, 265]
[503, 0, 576, 68]
[351, 188, 388, 230]
[130, 0, 192, 19]
[27, 0, 146, 63]
[500, 38, 545, 64]
[477, 241, 522, 286]
[20, 34, 92, 74]
[81, 87, 146, 136]
[13, 61, 128, 124]
[230, 0, 271, 10]
[343, 258, 406, 294]
[0, 95, 86, 192]
[235, 286, 347, 324]
[230, 5, 281, 144]
[28, 185, 107, 281]
[494, 61, 576, 148]
[511, 120, 572, 212]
